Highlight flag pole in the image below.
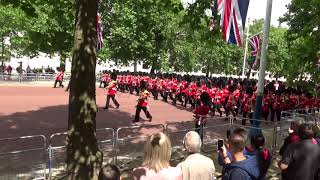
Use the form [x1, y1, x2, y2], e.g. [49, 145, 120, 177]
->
[241, 18, 250, 78]
[251, 0, 273, 137]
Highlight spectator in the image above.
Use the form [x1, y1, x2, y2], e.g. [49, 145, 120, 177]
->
[278, 123, 320, 180]
[177, 131, 215, 180]
[98, 164, 121, 180]
[132, 132, 182, 180]
[218, 128, 247, 168]
[279, 121, 300, 156]
[221, 132, 269, 180]
[26, 65, 31, 74]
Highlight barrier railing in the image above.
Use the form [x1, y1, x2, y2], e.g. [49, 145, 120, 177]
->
[0, 135, 47, 180]
[114, 124, 165, 168]
[1, 112, 319, 178]
[48, 128, 114, 179]
[96, 128, 115, 165]
[48, 132, 68, 180]
[0, 73, 102, 83]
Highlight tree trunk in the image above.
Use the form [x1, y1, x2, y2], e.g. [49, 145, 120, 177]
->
[206, 63, 210, 77]
[67, 0, 102, 179]
[134, 59, 137, 72]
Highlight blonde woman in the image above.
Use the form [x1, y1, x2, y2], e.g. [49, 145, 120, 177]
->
[133, 132, 182, 180]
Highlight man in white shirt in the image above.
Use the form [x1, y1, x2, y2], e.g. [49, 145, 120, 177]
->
[177, 131, 216, 180]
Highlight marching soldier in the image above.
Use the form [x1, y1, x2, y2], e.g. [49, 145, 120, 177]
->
[104, 73, 120, 110]
[53, 70, 64, 88]
[133, 80, 153, 122]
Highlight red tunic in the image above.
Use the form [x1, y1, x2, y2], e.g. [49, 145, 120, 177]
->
[107, 80, 117, 95]
[137, 90, 150, 107]
[55, 71, 64, 81]
[194, 105, 210, 116]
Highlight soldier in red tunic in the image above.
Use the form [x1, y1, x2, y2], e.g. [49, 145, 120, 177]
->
[270, 90, 282, 122]
[103, 73, 120, 110]
[193, 92, 211, 141]
[99, 71, 109, 88]
[262, 89, 271, 122]
[242, 87, 255, 125]
[133, 80, 152, 122]
[53, 70, 64, 88]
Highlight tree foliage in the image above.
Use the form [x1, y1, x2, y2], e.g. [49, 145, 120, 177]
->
[280, 0, 320, 85]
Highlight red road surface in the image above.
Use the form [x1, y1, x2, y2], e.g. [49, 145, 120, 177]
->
[0, 85, 194, 139]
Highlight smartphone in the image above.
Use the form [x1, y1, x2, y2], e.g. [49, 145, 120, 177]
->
[217, 139, 224, 151]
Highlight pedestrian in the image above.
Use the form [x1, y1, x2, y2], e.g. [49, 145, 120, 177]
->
[278, 123, 320, 180]
[104, 73, 120, 110]
[133, 80, 152, 122]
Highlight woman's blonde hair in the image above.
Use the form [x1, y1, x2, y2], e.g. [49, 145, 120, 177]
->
[142, 132, 172, 173]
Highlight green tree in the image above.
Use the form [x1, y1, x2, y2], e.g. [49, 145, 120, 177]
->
[280, 0, 320, 85]
[1, 0, 102, 178]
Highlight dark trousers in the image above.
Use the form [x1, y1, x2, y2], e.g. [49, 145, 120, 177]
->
[195, 123, 205, 141]
[169, 91, 175, 103]
[161, 91, 168, 102]
[150, 88, 158, 100]
[134, 106, 152, 122]
[105, 95, 119, 108]
[212, 105, 223, 117]
[242, 112, 253, 126]
[271, 109, 281, 122]
[175, 93, 183, 105]
[135, 87, 140, 95]
[262, 111, 269, 121]
[54, 80, 64, 88]
[225, 107, 238, 117]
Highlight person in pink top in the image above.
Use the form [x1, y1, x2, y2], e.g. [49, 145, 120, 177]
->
[133, 132, 182, 180]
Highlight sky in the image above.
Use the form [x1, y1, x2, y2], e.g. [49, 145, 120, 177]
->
[182, 0, 292, 26]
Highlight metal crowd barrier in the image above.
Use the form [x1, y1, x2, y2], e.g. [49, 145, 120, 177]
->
[48, 128, 114, 180]
[0, 113, 319, 179]
[0, 73, 102, 83]
[114, 124, 165, 168]
[0, 135, 47, 180]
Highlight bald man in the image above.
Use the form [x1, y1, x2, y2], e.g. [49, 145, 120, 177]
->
[177, 131, 215, 180]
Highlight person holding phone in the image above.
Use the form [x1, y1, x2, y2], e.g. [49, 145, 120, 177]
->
[220, 132, 270, 180]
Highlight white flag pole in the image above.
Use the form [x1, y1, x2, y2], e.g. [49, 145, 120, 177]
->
[242, 18, 250, 78]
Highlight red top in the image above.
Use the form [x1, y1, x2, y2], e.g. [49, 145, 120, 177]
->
[101, 74, 108, 81]
[107, 80, 117, 95]
[137, 90, 150, 107]
[262, 94, 271, 112]
[272, 95, 282, 110]
[214, 90, 223, 105]
[55, 71, 64, 81]
[194, 105, 210, 116]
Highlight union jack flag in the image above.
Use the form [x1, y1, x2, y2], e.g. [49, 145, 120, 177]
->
[97, 13, 103, 51]
[249, 33, 262, 68]
[217, 0, 250, 47]
[248, 33, 262, 57]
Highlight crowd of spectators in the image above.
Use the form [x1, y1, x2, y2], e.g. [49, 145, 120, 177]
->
[97, 122, 320, 180]
[0, 63, 56, 75]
